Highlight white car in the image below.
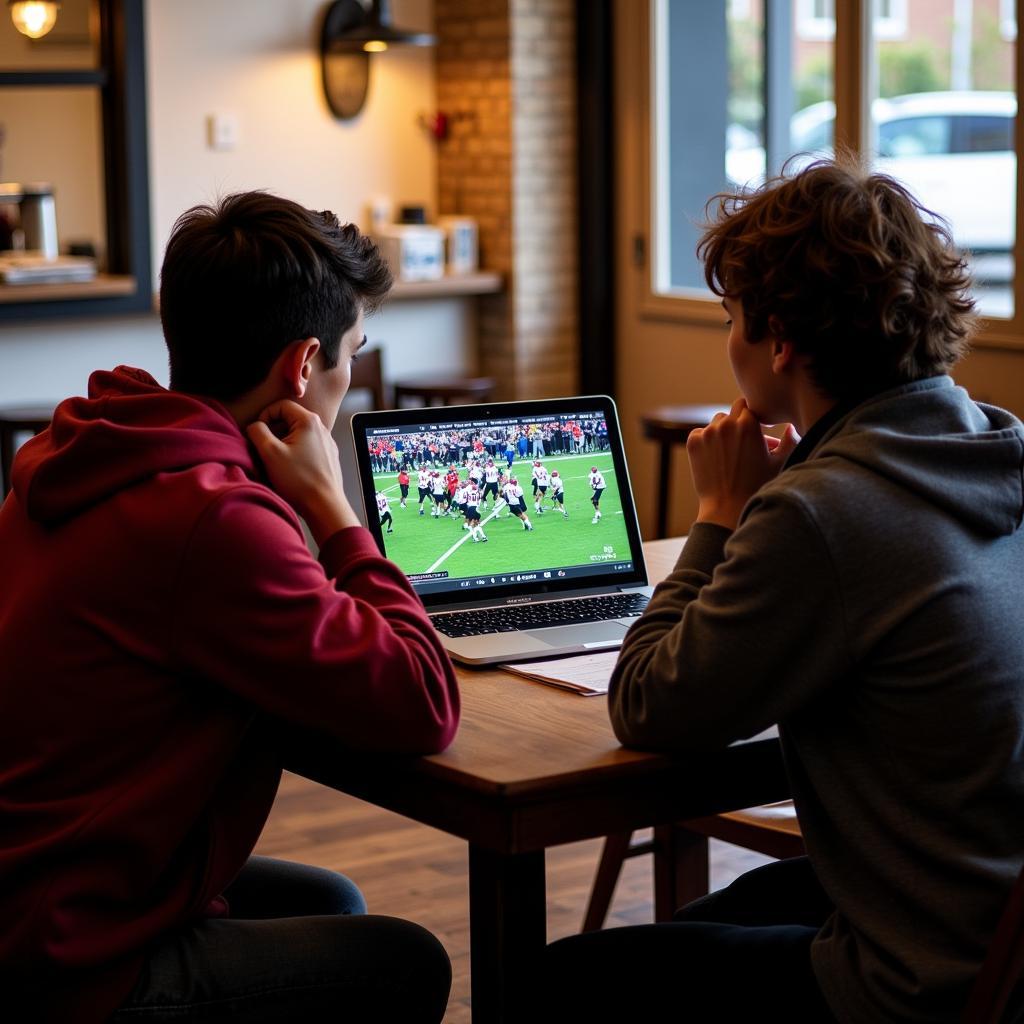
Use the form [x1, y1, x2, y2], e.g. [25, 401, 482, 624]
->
[726, 91, 1016, 254]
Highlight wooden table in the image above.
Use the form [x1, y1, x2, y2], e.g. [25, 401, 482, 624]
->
[285, 538, 789, 1023]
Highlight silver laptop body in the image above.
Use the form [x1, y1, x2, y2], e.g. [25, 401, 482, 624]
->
[351, 395, 651, 666]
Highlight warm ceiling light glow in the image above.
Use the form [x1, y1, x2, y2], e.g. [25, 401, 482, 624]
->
[9, 1, 60, 39]
[363, 40, 388, 52]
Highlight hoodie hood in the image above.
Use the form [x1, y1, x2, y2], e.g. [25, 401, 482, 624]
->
[806, 376, 1024, 538]
[13, 366, 256, 525]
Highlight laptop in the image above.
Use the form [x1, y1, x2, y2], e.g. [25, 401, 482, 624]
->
[351, 395, 652, 666]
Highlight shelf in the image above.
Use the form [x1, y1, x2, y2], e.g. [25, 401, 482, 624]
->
[389, 271, 503, 300]
[0, 274, 137, 305]
[0, 271, 498, 314]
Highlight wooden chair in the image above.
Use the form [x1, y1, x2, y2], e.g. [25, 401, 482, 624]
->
[587, 810, 1024, 1024]
[640, 404, 730, 539]
[582, 801, 804, 932]
[392, 375, 495, 408]
[348, 346, 387, 410]
[0, 405, 54, 496]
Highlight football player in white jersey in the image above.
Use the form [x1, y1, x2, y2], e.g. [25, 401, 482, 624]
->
[375, 491, 394, 534]
[589, 466, 606, 523]
[501, 476, 533, 531]
[416, 465, 431, 516]
[550, 470, 568, 518]
[481, 458, 500, 509]
[532, 462, 550, 513]
[430, 471, 448, 517]
[465, 483, 487, 542]
[453, 481, 470, 530]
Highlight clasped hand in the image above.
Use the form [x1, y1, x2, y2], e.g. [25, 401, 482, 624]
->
[247, 400, 359, 544]
[686, 398, 800, 530]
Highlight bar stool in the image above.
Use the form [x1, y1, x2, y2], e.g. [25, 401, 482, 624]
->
[641, 404, 729, 539]
[392, 375, 496, 408]
[0, 405, 54, 495]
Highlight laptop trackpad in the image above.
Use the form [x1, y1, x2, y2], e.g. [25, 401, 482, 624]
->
[526, 621, 630, 647]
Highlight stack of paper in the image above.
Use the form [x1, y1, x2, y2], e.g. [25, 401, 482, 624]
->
[0, 254, 97, 285]
[498, 651, 619, 696]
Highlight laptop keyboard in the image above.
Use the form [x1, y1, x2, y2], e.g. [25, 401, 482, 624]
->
[431, 593, 650, 638]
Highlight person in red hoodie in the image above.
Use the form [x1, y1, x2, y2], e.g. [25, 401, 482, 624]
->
[0, 192, 461, 1022]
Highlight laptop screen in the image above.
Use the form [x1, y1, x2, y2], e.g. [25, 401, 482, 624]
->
[351, 396, 648, 605]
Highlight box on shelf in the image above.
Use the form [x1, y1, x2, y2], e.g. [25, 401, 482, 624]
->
[372, 225, 445, 282]
[439, 216, 478, 275]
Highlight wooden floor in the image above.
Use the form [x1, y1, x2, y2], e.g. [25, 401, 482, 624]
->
[254, 771, 774, 1023]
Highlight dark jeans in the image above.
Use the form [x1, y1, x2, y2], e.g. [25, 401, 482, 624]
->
[110, 856, 451, 1022]
[542, 856, 837, 1022]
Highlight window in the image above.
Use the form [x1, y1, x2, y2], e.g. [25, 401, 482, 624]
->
[874, 0, 908, 41]
[960, 115, 1014, 153]
[1001, 0, 1017, 42]
[878, 116, 951, 157]
[796, 0, 906, 42]
[646, 0, 1020, 329]
[653, 0, 834, 295]
[868, 2, 1016, 317]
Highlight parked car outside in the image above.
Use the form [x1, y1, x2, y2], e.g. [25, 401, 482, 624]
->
[726, 91, 1016, 255]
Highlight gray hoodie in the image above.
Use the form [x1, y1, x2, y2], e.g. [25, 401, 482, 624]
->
[609, 376, 1024, 1022]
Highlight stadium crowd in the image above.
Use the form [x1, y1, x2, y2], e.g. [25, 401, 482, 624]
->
[367, 419, 609, 473]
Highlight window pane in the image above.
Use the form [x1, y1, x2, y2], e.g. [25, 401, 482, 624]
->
[653, 0, 834, 295]
[868, 0, 1016, 319]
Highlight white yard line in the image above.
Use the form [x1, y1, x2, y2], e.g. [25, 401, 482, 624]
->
[425, 500, 507, 574]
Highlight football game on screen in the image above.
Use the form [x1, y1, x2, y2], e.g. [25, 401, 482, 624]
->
[365, 411, 633, 589]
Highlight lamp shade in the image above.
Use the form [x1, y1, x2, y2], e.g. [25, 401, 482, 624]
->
[323, 0, 435, 53]
[321, 0, 435, 120]
[8, 0, 60, 39]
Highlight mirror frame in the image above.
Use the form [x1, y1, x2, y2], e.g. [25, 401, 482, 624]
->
[0, 0, 152, 321]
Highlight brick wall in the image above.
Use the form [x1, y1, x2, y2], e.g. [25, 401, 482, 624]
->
[435, 0, 579, 400]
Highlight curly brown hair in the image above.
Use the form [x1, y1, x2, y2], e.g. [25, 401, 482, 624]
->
[697, 156, 977, 402]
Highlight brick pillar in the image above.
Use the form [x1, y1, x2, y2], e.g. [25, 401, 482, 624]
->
[435, 0, 579, 400]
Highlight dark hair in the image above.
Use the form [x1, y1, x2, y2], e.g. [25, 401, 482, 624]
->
[697, 156, 977, 402]
[160, 192, 392, 400]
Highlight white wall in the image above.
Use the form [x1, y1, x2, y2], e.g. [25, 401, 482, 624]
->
[0, 0, 473, 408]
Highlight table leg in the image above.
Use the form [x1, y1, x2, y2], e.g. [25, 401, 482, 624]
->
[468, 844, 547, 1024]
[653, 823, 711, 919]
[655, 440, 671, 540]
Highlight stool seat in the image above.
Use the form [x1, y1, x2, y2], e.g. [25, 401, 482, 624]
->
[640, 404, 729, 442]
[393, 375, 496, 408]
[640, 403, 730, 539]
[0, 404, 55, 496]
[0, 404, 57, 429]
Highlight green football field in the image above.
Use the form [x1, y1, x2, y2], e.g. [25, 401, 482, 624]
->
[371, 453, 633, 580]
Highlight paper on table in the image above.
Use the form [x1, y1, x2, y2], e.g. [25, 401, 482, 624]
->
[498, 651, 620, 696]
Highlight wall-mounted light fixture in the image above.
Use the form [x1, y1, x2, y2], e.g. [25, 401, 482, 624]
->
[321, 0, 435, 120]
[8, 0, 60, 39]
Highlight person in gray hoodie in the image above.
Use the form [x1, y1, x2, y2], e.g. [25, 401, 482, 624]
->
[543, 161, 1024, 1022]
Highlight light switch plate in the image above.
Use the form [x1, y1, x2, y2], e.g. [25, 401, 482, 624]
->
[206, 113, 240, 151]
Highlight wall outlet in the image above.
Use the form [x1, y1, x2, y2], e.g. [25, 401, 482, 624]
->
[206, 113, 240, 151]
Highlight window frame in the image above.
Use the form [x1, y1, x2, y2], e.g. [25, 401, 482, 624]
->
[632, 0, 1024, 350]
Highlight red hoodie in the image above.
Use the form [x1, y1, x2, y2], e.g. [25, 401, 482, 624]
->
[0, 366, 460, 1022]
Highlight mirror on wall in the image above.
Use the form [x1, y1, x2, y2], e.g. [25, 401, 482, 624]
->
[0, 0, 99, 71]
[0, 0, 151, 319]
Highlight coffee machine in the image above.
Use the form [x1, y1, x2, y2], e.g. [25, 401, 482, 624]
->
[0, 182, 59, 259]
